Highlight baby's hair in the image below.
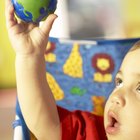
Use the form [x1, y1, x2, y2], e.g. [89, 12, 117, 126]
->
[129, 40, 140, 52]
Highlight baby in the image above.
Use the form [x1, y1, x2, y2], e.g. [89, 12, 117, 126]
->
[5, 0, 140, 140]
[104, 43, 140, 140]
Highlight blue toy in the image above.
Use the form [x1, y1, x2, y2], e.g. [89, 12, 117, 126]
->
[12, 0, 57, 23]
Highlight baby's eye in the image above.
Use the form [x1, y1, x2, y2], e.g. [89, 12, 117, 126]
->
[115, 78, 123, 88]
[136, 85, 140, 93]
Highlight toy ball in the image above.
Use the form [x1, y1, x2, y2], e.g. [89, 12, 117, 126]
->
[12, 0, 57, 23]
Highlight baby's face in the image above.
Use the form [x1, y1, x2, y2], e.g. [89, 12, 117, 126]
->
[104, 48, 140, 140]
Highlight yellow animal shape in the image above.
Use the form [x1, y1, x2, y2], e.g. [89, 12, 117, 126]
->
[92, 96, 106, 116]
[63, 43, 83, 78]
[94, 72, 112, 82]
[92, 53, 114, 83]
[97, 58, 110, 71]
[93, 58, 113, 82]
[46, 72, 64, 100]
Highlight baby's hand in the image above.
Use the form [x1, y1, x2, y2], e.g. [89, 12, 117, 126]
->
[5, 0, 57, 56]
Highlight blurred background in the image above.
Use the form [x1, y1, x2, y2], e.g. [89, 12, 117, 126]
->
[1, 0, 140, 89]
[1, 0, 140, 139]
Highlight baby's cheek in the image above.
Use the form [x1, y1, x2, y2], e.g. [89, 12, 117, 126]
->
[104, 99, 110, 112]
[103, 102, 109, 124]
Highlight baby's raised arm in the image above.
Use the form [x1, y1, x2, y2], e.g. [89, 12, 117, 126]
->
[5, 0, 60, 139]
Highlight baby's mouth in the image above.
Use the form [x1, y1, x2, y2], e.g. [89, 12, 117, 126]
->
[105, 111, 120, 135]
[110, 117, 119, 127]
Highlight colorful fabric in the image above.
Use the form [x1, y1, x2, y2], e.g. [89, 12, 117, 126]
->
[46, 37, 139, 114]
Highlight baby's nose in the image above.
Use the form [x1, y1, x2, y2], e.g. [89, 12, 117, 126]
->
[111, 95, 125, 107]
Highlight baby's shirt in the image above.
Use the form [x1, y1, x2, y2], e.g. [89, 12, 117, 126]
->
[57, 106, 107, 140]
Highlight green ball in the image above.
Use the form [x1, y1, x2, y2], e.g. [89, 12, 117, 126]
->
[12, 0, 57, 23]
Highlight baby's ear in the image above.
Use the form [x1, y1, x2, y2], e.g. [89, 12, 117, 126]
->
[129, 40, 140, 52]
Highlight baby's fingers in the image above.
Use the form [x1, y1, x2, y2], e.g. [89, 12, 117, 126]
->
[5, 0, 17, 29]
[40, 14, 58, 37]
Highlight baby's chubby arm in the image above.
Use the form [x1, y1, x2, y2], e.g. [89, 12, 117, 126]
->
[5, 0, 61, 139]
